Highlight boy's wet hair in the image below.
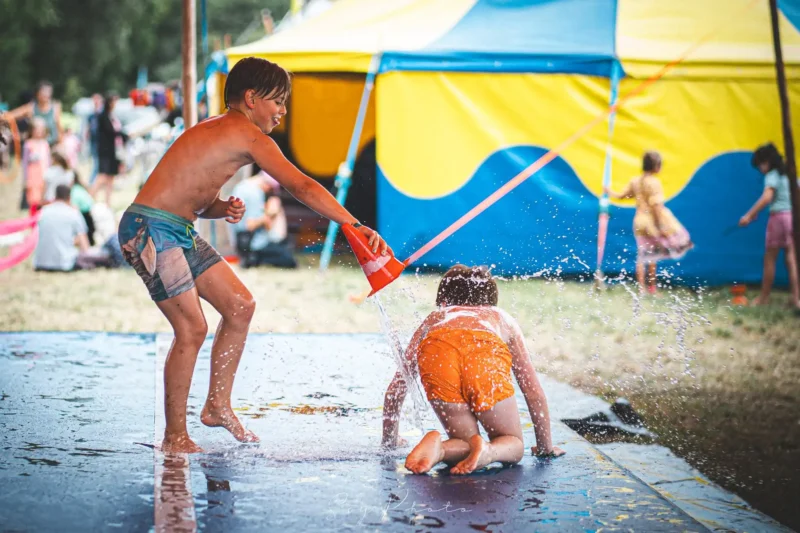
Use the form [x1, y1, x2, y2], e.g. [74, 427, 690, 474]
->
[752, 142, 786, 174]
[642, 151, 662, 173]
[436, 264, 498, 307]
[225, 57, 291, 109]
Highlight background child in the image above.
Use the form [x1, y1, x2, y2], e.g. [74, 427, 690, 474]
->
[22, 117, 51, 214]
[59, 126, 81, 170]
[605, 151, 693, 295]
[739, 142, 799, 309]
[382, 265, 564, 475]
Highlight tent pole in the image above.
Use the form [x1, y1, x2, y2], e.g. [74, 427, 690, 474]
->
[319, 54, 381, 271]
[200, 0, 209, 108]
[595, 61, 622, 288]
[182, 0, 198, 128]
[768, 0, 800, 285]
[199, 0, 216, 247]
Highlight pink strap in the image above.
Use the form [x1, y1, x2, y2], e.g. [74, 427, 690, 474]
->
[0, 215, 38, 237]
[0, 225, 38, 272]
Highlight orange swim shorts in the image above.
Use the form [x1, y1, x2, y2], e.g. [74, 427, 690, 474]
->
[417, 328, 515, 413]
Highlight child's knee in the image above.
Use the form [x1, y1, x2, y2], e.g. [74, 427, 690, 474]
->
[224, 293, 256, 324]
[503, 435, 525, 464]
[178, 320, 208, 347]
[238, 294, 256, 321]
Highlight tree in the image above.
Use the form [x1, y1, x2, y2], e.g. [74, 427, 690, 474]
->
[0, 0, 290, 108]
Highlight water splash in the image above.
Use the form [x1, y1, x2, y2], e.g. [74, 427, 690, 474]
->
[373, 294, 428, 432]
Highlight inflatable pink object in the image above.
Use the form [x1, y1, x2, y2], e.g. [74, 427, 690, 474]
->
[0, 225, 38, 272]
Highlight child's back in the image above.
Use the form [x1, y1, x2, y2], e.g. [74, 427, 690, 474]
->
[424, 304, 518, 342]
[382, 265, 564, 476]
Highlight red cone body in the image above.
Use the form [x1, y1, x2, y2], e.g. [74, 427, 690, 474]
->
[342, 223, 404, 296]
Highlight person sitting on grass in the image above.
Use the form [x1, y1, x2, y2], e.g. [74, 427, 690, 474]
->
[231, 169, 297, 269]
[33, 184, 90, 272]
[381, 265, 565, 475]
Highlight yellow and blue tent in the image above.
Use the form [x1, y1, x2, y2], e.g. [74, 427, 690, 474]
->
[227, 0, 800, 286]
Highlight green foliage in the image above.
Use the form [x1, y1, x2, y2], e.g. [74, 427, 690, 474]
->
[0, 0, 290, 108]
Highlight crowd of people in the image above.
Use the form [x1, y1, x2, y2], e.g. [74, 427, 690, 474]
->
[1, 82, 130, 272]
[1, 79, 298, 274]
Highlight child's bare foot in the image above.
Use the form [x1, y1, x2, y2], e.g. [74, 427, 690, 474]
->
[162, 433, 203, 454]
[751, 296, 769, 307]
[451, 435, 493, 475]
[405, 431, 444, 474]
[201, 404, 259, 443]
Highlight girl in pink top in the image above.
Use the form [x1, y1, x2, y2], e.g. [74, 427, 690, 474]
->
[23, 118, 51, 214]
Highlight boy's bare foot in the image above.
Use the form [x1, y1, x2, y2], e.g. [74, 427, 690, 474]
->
[405, 431, 444, 474]
[750, 296, 769, 307]
[201, 404, 260, 443]
[162, 433, 203, 454]
[451, 435, 493, 475]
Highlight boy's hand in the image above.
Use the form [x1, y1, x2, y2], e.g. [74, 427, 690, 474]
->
[532, 446, 566, 458]
[356, 224, 390, 256]
[225, 196, 246, 224]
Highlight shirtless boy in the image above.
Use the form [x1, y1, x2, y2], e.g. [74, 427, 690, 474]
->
[119, 57, 388, 453]
[382, 265, 564, 474]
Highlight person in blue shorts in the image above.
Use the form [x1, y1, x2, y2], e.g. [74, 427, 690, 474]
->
[119, 57, 390, 453]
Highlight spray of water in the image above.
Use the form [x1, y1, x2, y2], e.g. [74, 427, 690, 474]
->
[373, 294, 429, 432]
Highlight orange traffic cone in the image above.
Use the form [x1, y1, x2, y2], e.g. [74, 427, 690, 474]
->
[342, 223, 405, 296]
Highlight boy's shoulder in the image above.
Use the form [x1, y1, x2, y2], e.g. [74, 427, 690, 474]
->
[492, 306, 521, 331]
[198, 112, 264, 142]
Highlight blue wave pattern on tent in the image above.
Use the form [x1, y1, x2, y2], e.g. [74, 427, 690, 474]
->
[379, 148, 782, 286]
[380, 0, 620, 76]
[379, 145, 602, 276]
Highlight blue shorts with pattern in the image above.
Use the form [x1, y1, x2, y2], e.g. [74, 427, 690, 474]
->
[118, 204, 221, 302]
